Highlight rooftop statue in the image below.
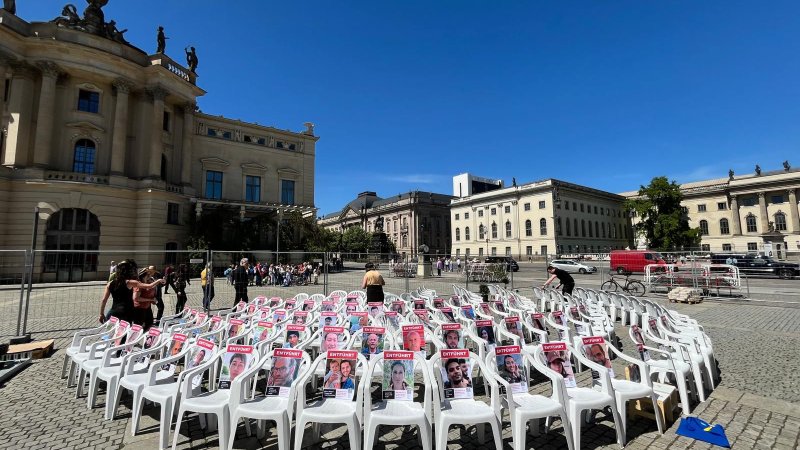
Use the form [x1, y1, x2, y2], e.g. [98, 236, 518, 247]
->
[51, 1, 127, 43]
[156, 26, 168, 53]
[185, 46, 198, 73]
[783, 160, 791, 171]
[755, 164, 761, 176]
[2, 0, 16, 15]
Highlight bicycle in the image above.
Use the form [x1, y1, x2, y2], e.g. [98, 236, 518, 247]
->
[601, 272, 647, 296]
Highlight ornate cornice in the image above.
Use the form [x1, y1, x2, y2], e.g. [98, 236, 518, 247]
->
[112, 78, 135, 94]
[36, 60, 63, 78]
[145, 85, 169, 102]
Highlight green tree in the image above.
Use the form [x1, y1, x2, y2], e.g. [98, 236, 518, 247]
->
[341, 226, 372, 253]
[624, 176, 701, 250]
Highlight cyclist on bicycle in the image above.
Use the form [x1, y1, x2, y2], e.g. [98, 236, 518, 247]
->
[542, 265, 575, 295]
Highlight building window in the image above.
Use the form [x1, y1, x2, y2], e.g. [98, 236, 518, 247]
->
[565, 219, 571, 236]
[205, 170, 223, 199]
[539, 201, 546, 209]
[747, 242, 758, 251]
[717, 202, 727, 210]
[588, 221, 593, 237]
[719, 219, 730, 235]
[43, 208, 100, 276]
[504, 206, 510, 214]
[775, 212, 787, 231]
[72, 139, 96, 174]
[491, 223, 498, 239]
[465, 227, 470, 240]
[162, 111, 171, 132]
[478, 248, 484, 257]
[601, 222, 606, 238]
[557, 218, 562, 236]
[167, 203, 180, 225]
[539, 218, 547, 235]
[491, 247, 497, 256]
[455, 214, 459, 220]
[455, 228, 460, 241]
[699, 220, 709, 235]
[77, 89, 100, 113]
[701, 244, 710, 252]
[465, 248, 470, 257]
[245, 175, 261, 203]
[478, 210, 483, 218]
[741, 196, 757, 207]
[594, 206, 598, 214]
[505, 221, 512, 238]
[745, 214, 757, 232]
[478, 225, 485, 240]
[505, 246, 511, 256]
[464, 212, 469, 219]
[771, 194, 785, 204]
[698, 204, 707, 212]
[722, 244, 732, 251]
[456, 249, 461, 257]
[281, 180, 295, 205]
[525, 220, 532, 237]
[526, 246, 532, 256]
[580, 203, 584, 212]
[491, 208, 496, 215]
[565, 202, 570, 210]
[524, 203, 531, 211]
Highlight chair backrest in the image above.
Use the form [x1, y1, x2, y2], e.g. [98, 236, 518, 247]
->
[363, 350, 432, 420]
[430, 349, 489, 404]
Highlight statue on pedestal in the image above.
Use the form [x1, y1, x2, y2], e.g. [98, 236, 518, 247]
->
[783, 160, 791, 171]
[728, 169, 734, 180]
[185, 46, 198, 73]
[156, 26, 167, 53]
[755, 164, 762, 176]
[2, 0, 16, 15]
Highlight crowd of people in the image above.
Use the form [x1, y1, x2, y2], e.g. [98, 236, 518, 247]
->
[223, 260, 322, 288]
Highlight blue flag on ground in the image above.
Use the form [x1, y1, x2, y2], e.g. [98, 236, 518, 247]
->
[676, 417, 731, 448]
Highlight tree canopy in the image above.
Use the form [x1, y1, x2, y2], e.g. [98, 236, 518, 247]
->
[624, 176, 701, 250]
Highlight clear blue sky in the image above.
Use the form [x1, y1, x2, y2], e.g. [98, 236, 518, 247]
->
[20, 1, 800, 216]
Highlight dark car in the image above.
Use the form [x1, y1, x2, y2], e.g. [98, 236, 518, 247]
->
[484, 256, 519, 272]
[710, 253, 799, 279]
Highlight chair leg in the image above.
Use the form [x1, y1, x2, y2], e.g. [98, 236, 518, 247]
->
[491, 417, 503, 450]
[277, 416, 290, 450]
[651, 393, 665, 434]
[76, 367, 87, 398]
[228, 413, 239, 450]
[512, 416, 526, 450]
[104, 377, 119, 420]
[691, 363, 706, 402]
[569, 407, 582, 450]
[61, 354, 70, 379]
[674, 373, 691, 416]
[131, 392, 145, 436]
[171, 403, 186, 450]
[617, 398, 628, 440]
[418, 421, 432, 450]
[560, 411, 575, 450]
[87, 372, 100, 409]
[293, 417, 308, 450]
[435, 420, 451, 450]
[217, 409, 230, 450]
[363, 422, 377, 450]
[346, 417, 361, 450]
[609, 402, 626, 448]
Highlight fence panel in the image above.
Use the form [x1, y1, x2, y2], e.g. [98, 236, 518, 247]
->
[21, 249, 205, 335]
[0, 250, 28, 338]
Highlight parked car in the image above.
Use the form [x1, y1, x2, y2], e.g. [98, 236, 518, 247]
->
[484, 256, 519, 272]
[548, 259, 597, 274]
[609, 250, 667, 274]
[710, 253, 799, 279]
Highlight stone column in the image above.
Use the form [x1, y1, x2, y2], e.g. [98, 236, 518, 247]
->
[32, 61, 61, 168]
[3, 63, 36, 166]
[0, 63, 8, 118]
[788, 189, 800, 233]
[758, 192, 769, 232]
[145, 86, 167, 178]
[110, 78, 133, 175]
[180, 103, 194, 186]
[730, 195, 742, 235]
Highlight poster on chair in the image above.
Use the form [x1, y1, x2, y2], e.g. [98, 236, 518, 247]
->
[227, 318, 245, 339]
[503, 316, 525, 343]
[319, 311, 338, 328]
[360, 326, 385, 359]
[401, 324, 426, 358]
[112, 320, 130, 346]
[266, 348, 302, 397]
[630, 325, 650, 361]
[251, 321, 273, 346]
[367, 302, 384, 318]
[552, 311, 568, 340]
[349, 311, 368, 333]
[542, 342, 576, 388]
[581, 336, 615, 379]
[441, 323, 464, 350]
[187, 338, 215, 388]
[391, 300, 405, 315]
[320, 326, 345, 352]
[475, 319, 496, 352]
[218, 344, 254, 389]
[323, 350, 358, 399]
[495, 345, 527, 394]
[161, 333, 188, 377]
[439, 349, 473, 399]
[284, 324, 305, 348]
[382, 350, 414, 400]
[440, 307, 455, 323]
[143, 327, 162, 349]
[292, 310, 308, 325]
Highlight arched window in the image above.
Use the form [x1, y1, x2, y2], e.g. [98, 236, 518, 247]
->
[73, 139, 96, 174]
[525, 220, 532, 236]
[775, 212, 787, 231]
[44, 208, 101, 281]
[746, 214, 757, 232]
[505, 220, 512, 238]
[465, 226, 470, 240]
[719, 219, 729, 235]
[478, 224, 484, 240]
[699, 220, 709, 235]
[539, 218, 547, 235]
[455, 228, 461, 241]
[491, 222, 498, 239]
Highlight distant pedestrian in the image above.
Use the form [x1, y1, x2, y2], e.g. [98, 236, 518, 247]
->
[436, 257, 443, 276]
[232, 258, 250, 306]
[163, 265, 174, 294]
[170, 264, 190, 314]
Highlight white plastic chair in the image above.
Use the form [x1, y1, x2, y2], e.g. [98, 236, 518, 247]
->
[293, 352, 367, 450]
[430, 351, 503, 450]
[362, 352, 433, 450]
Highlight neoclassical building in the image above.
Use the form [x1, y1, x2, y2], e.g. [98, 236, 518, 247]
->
[450, 176, 631, 260]
[622, 165, 800, 258]
[0, 7, 316, 281]
[318, 191, 454, 257]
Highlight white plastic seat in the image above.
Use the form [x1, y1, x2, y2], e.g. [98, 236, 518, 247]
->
[430, 351, 503, 450]
[362, 353, 433, 450]
[84, 328, 147, 410]
[62, 321, 114, 380]
[293, 352, 367, 450]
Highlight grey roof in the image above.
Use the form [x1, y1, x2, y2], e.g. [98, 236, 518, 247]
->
[321, 190, 454, 219]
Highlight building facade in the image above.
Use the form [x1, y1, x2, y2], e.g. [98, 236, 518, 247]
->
[318, 191, 454, 257]
[450, 176, 632, 260]
[0, 7, 316, 281]
[622, 166, 800, 258]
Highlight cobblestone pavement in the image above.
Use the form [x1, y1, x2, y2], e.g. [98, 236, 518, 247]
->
[3, 289, 800, 449]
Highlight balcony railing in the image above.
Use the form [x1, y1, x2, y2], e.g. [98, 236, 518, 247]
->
[45, 171, 109, 185]
[149, 54, 196, 85]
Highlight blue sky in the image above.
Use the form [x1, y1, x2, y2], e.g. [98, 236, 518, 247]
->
[20, 1, 800, 216]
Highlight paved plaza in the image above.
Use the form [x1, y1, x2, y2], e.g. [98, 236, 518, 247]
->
[1, 263, 800, 449]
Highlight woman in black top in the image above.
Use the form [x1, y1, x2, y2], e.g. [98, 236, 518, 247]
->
[170, 264, 191, 314]
[98, 260, 165, 324]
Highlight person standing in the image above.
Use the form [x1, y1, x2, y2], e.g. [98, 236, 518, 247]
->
[98, 260, 165, 325]
[436, 257, 443, 276]
[170, 264, 190, 314]
[201, 263, 215, 312]
[542, 265, 575, 295]
[232, 258, 250, 306]
[146, 265, 165, 324]
[163, 264, 174, 294]
[361, 262, 385, 303]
